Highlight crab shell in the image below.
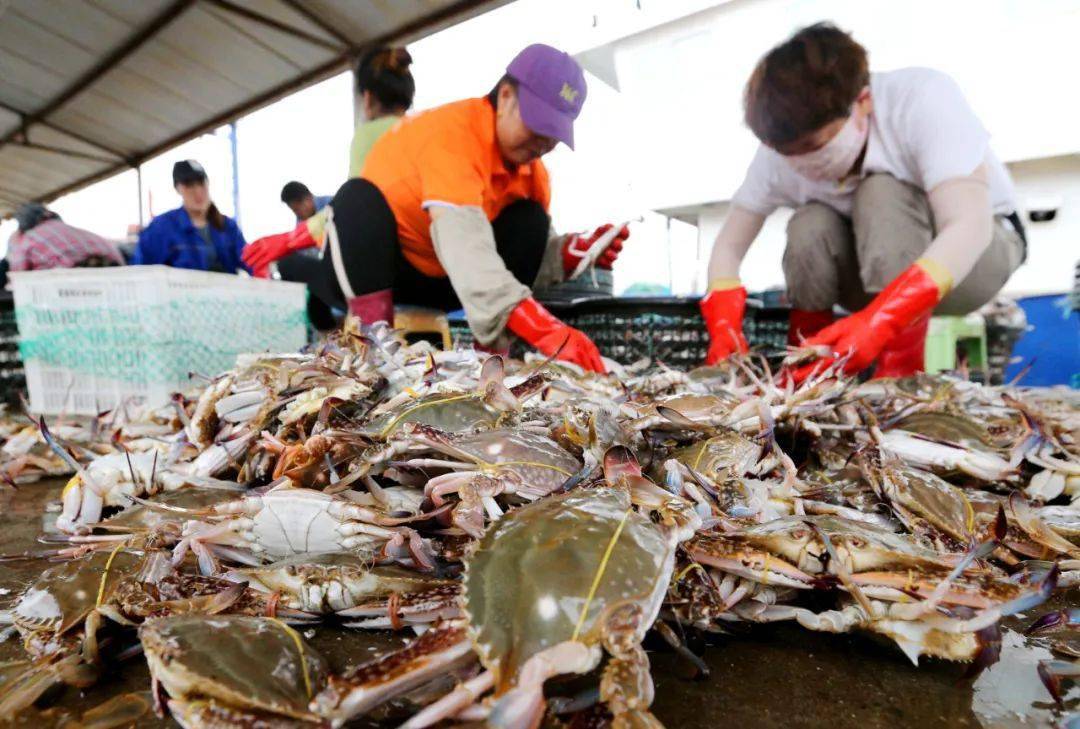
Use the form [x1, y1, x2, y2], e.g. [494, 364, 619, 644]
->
[688, 515, 957, 582]
[94, 487, 240, 533]
[463, 487, 675, 692]
[858, 450, 980, 545]
[226, 553, 454, 613]
[891, 411, 1011, 451]
[422, 428, 582, 491]
[13, 550, 143, 634]
[181, 486, 398, 559]
[140, 615, 328, 723]
[667, 430, 763, 480]
[359, 392, 506, 440]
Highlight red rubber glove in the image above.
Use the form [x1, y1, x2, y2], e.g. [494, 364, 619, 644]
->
[561, 224, 630, 276]
[788, 261, 947, 382]
[700, 285, 749, 364]
[507, 297, 606, 373]
[242, 221, 318, 278]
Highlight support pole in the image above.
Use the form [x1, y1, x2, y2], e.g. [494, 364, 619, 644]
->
[136, 165, 144, 227]
[352, 62, 362, 128]
[229, 122, 240, 226]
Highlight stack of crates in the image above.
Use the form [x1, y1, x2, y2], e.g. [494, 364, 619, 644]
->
[448, 296, 790, 367]
[12, 266, 308, 415]
[0, 293, 25, 406]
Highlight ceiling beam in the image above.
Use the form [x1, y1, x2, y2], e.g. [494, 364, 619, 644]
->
[10, 139, 121, 165]
[203, 0, 346, 53]
[0, 0, 197, 149]
[0, 99, 128, 160]
[277, 0, 354, 48]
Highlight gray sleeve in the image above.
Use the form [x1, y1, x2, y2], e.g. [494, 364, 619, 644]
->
[429, 205, 531, 345]
[531, 225, 567, 291]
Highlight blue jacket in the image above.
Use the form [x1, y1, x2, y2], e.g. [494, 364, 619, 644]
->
[134, 207, 249, 273]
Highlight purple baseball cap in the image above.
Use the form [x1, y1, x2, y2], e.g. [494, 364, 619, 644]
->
[506, 44, 587, 150]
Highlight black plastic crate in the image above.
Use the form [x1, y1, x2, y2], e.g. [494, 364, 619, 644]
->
[0, 293, 24, 405]
[450, 296, 789, 367]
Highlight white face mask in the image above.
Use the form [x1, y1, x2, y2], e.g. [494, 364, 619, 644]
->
[784, 107, 870, 182]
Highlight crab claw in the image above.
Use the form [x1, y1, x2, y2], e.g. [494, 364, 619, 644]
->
[556, 454, 596, 494]
[603, 445, 642, 483]
[1000, 564, 1058, 618]
[655, 406, 709, 432]
[963, 623, 1002, 681]
[479, 355, 518, 412]
[39, 417, 85, 475]
[991, 504, 1008, 542]
[1026, 607, 1080, 635]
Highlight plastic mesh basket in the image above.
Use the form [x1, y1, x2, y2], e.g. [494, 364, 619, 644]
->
[12, 266, 308, 414]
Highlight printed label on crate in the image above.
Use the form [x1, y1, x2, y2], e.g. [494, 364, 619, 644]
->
[16, 298, 306, 385]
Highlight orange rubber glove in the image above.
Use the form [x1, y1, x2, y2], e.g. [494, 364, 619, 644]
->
[789, 259, 951, 382]
[242, 220, 319, 278]
[700, 282, 749, 364]
[507, 297, 606, 373]
[561, 223, 630, 276]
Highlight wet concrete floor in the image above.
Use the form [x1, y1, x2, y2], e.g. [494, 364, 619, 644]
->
[1, 480, 1077, 727]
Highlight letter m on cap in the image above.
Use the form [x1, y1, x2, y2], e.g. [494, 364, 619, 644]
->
[559, 82, 579, 104]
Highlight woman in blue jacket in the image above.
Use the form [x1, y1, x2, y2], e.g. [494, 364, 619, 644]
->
[134, 160, 248, 273]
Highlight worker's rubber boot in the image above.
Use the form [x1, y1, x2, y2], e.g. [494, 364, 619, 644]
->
[873, 313, 930, 379]
[788, 309, 835, 346]
[346, 288, 394, 325]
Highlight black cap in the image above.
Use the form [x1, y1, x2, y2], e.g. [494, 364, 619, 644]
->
[172, 159, 207, 186]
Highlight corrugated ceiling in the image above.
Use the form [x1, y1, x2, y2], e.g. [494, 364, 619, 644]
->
[0, 0, 506, 215]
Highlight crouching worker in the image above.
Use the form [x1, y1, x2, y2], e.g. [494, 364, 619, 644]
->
[700, 23, 1025, 380]
[266, 45, 626, 373]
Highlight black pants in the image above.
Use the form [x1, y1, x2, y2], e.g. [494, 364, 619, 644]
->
[277, 250, 338, 331]
[314, 178, 550, 311]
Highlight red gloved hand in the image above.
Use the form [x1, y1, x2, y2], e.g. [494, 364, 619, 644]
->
[788, 261, 946, 383]
[507, 297, 606, 373]
[242, 221, 319, 277]
[700, 285, 749, 364]
[561, 223, 630, 276]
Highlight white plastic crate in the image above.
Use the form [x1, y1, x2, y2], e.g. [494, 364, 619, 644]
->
[11, 266, 308, 415]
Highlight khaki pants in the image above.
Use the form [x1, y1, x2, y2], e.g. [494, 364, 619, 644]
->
[782, 173, 1024, 315]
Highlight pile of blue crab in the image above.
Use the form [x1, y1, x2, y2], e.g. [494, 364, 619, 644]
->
[1, 317, 1078, 727]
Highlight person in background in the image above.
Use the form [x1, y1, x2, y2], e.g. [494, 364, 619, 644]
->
[134, 160, 248, 273]
[304, 44, 628, 373]
[700, 23, 1025, 380]
[243, 47, 416, 278]
[6, 203, 123, 272]
[280, 181, 331, 222]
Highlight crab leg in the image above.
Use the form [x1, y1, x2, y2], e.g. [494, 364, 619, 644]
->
[400, 669, 495, 729]
[394, 458, 475, 471]
[485, 642, 599, 729]
[311, 624, 475, 725]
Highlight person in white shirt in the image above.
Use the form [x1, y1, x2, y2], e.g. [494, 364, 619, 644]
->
[700, 22, 1026, 379]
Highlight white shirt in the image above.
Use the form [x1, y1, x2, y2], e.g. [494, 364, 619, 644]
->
[732, 67, 1018, 217]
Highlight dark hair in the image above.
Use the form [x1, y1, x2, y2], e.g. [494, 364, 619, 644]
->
[280, 181, 312, 205]
[486, 74, 518, 107]
[744, 22, 869, 147]
[206, 203, 225, 231]
[356, 47, 415, 112]
[15, 203, 58, 232]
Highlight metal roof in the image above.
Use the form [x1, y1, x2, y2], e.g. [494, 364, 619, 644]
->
[0, 0, 505, 216]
